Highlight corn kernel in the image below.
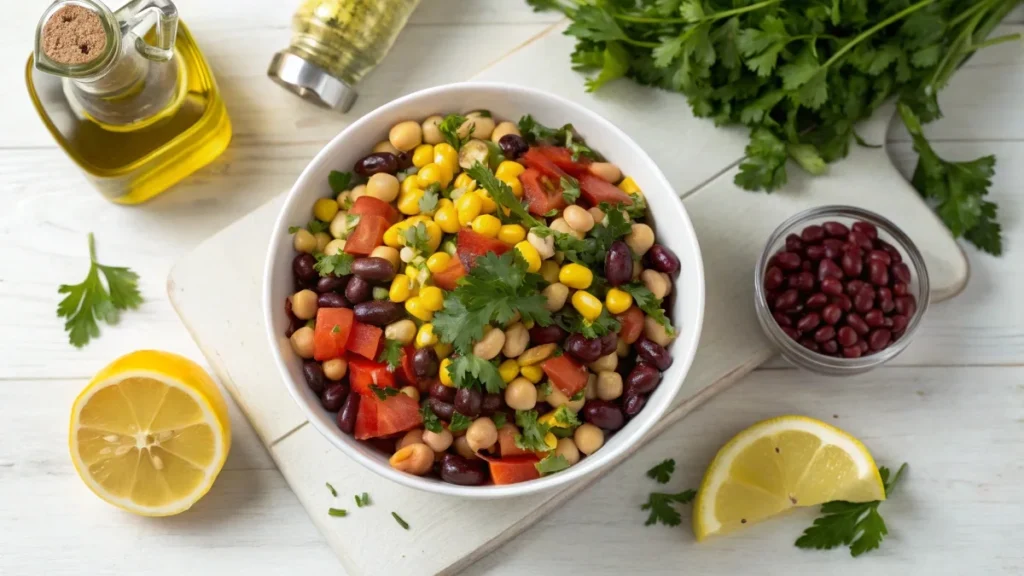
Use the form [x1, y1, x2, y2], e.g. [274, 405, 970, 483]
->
[605, 288, 633, 315]
[497, 224, 526, 245]
[539, 260, 560, 284]
[500, 176, 523, 198]
[559, 263, 594, 290]
[542, 431, 557, 452]
[437, 160, 454, 187]
[514, 241, 542, 273]
[519, 365, 544, 383]
[383, 223, 404, 248]
[434, 342, 453, 359]
[456, 192, 483, 226]
[434, 203, 460, 234]
[405, 297, 434, 322]
[495, 160, 526, 181]
[618, 176, 642, 196]
[572, 290, 603, 321]
[471, 214, 502, 238]
[415, 323, 438, 348]
[439, 358, 454, 386]
[405, 264, 419, 279]
[313, 198, 339, 223]
[423, 221, 443, 253]
[419, 286, 444, 311]
[454, 172, 477, 192]
[389, 274, 413, 303]
[499, 359, 519, 383]
[412, 144, 434, 168]
[426, 252, 451, 274]
[417, 163, 443, 188]
[397, 188, 424, 215]
[434, 143, 458, 170]
[477, 190, 497, 214]
[401, 174, 420, 194]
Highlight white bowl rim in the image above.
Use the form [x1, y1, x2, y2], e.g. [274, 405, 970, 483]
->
[263, 81, 706, 498]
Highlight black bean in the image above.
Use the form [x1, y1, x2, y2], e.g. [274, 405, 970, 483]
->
[634, 338, 672, 371]
[321, 382, 348, 412]
[353, 301, 403, 326]
[351, 257, 396, 283]
[581, 400, 625, 431]
[565, 333, 603, 363]
[428, 380, 455, 403]
[316, 275, 348, 294]
[303, 361, 326, 394]
[318, 292, 350, 309]
[345, 276, 372, 304]
[528, 324, 567, 346]
[454, 388, 483, 418]
[625, 362, 661, 396]
[293, 253, 318, 283]
[604, 241, 633, 287]
[498, 134, 528, 159]
[354, 152, 398, 177]
[336, 393, 359, 435]
[439, 454, 488, 486]
[426, 397, 455, 421]
[481, 394, 502, 416]
[412, 348, 438, 378]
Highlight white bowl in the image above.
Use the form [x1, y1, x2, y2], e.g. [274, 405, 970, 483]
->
[264, 82, 705, 498]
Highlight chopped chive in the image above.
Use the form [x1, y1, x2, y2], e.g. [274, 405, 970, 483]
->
[391, 511, 409, 530]
[355, 492, 371, 507]
[328, 508, 347, 517]
[326, 482, 337, 497]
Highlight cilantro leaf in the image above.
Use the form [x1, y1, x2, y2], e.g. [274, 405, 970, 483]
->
[402, 222, 432, 254]
[583, 41, 630, 92]
[419, 184, 440, 213]
[641, 489, 696, 527]
[57, 233, 143, 348]
[447, 354, 506, 394]
[561, 176, 581, 204]
[552, 405, 581, 430]
[314, 252, 354, 277]
[328, 170, 353, 194]
[420, 403, 443, 433]
[735, 127, 788, 192]
[369, 385, 399, 401]
[514, 410, 552, 452]
[307, 219, 330, 235]
[439, 114, 469, 149]
[491, 412, 507, 429]
[466, 163, 541, 228]
[536, 454, 571, 476]
[377, 339, 403, 371]
[449, 412, 472, 433]
[555, 307, 621, 339]
[646, 459, 676, 484]
[620, 283, 675, 335]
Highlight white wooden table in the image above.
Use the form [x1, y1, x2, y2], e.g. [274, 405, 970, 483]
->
[1, 2, 1022, 574]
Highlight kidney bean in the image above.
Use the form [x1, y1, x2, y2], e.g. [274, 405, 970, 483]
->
[321, 382, 349, 412]
[818, 259, 843, 282]
[648, 244, 681, 278]
[566, 333, 604, 363]
[529, 324, 567, 346]
[354, 152, 398, 177]
[764, 266, 784, 290]
[846, 313, 870, 335]
[841, 249, 863, 278]
[775, 252, 802, 271]
[800, 339, 820, 352]
[821, 304, 843, 325]
[605, 241, 634, 287]
[352, 257, 396, 282]
[864, 309, 885, 327]
[336, 393, 360, 435]
[895, 295, 917, 318]
[789, 271, 815, 292]
[814, 325, 836, 343]
[822, 239, 844, 260]
[286, 315, 304, 338]
[854, 285, 875, 313]
[396, 151, 413, 170]
[600, 332, 619, 356]
[635, 338, 672, 371]
[831, 294, 852, 312]
[481, 393, 502, 416]
[796, 313, 820, 333]
[785, 234, 803, 253]
[412, 348, 438, 378]
[345, 276, 372, 304]
[849, 230, 873, 251]
[318, 292, 350, 308]
[837, 326, 859, 347]
[781, 326, 800, 340]
[846, 279, 865, 296]
[293, 253, 318, 284]
[317, 275, 348, 294]
[773, 311, 792, 327]
[800, 225, 824, 243]
[823, 221, 849, 237]
[303, 361, 326, 394]
[428, 380, 456, 403]
[499, 134, 529, 159]
[867, 329, 892, 351]
[890, 314, 909, 334]
[454, 387, 482, 418]
[787, 303, 805, 317]
[441, 454, 490, 486]
[820, 277, 843, 296]
[852, 220, 877, 239]
[805, 245, 827, 261]
[877, 239, 903, 263]
[867, 260, 888, 286]
[353, 301, 404, 326]
[821, 340, 839, 355]
[893, 282, 909, 298]
[582, 400, 625, 431]
[774, 289, 799, 311]
[426, 397, 455, 421]
[867, 250, 891, 266]
[891, 261, 912, 284]
[805, 293, 828, 309]
[625, 362, 662, 396]
[842, 346, 863, 358]
[616, 394, 643, 418]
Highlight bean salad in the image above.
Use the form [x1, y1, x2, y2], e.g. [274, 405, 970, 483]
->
[284, 110, 680, 486]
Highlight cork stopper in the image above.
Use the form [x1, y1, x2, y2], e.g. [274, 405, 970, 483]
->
[41, 5, 107, 65]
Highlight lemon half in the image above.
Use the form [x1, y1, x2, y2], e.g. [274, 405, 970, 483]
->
[693, 415, 884, 541]
[69, 350, 231, 516]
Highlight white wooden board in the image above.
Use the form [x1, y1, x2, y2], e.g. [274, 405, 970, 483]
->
[168, 23, 969, 576]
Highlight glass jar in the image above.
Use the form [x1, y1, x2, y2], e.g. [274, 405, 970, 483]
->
[754, 206, 930, 375]
[267, 0, 421, 112]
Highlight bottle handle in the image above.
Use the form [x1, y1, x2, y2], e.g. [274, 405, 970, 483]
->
[115, 0, 178, 62]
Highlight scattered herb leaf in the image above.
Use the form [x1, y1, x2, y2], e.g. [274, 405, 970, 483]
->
[641, 489, 696, 527]
[329, 170, 354, 194]
[326, 482, 337, 497]
[391, 511, 410, 530]
[646, 459, 676, 484]
[369, 385, 399, 401]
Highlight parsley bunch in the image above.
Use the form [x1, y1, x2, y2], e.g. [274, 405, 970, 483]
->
[529, 0, 1020, 254]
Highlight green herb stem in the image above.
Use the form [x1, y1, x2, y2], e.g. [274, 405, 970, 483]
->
[613, 0, 781, 24]
[821, 0, 937, 70]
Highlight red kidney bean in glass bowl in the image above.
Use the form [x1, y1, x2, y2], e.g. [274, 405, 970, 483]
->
[754, 206, 930, 376]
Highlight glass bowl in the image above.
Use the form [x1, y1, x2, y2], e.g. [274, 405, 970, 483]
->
[754, 206, 930, 375]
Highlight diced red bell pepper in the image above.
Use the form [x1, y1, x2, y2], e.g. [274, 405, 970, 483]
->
[397, 345, 418, 386]
[497, 424, 533, 458]
[346, 321, 382, 360]
[522, 147, 569, 180]
[520, 168, 567, 216]
[541, 355, 589, 398]
[485, 455, 542, 485]
[350, 196, 400, 225]
[456, 228, 511, 270]
[432, 258, 466, 291]
[534, 146, 591, 178]
[313, 307, 354, 361]
[615, 306, 645, 345]
[579, 172, 633, 207]
[355, 393, 422, 440]
[344, 214, 389, 256]
[348, 357, 396, 397]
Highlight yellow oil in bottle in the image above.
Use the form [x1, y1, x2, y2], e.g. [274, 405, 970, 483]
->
[28, 2, 231, 204]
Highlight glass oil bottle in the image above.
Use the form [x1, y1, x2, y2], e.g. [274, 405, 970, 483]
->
[26, 0, 231, 204]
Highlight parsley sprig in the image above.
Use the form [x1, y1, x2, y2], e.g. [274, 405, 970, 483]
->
[642, 489, 697, 527]
[314, 252, 354, 277]
[620, 282, 675, 335]
[446, 354, 506, 394]
[420, 403, 443, 433]
[514, 409, 552, 452]
[377, 339, 403, 371]
[57, 233, 143, 348]
[439, 114, 471, 149]
[646, 459, 676, 484]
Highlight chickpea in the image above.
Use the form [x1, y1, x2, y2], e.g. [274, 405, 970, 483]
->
[389, 443, 434, 475]
[400, 386, 420, 402]
[574, 423, 604, 455]
[397, 429, 424, 451]
[588, 352, 617, 373]
[384, 319, 417, 345]
[588, 206, 605, 225]
[465, 417, 498, 453]
[291, 289, 319, 320]
[641, 269, 671, 299]
[491, 121, 520, 143]
[389, 120, 423, 152]
[289, 326, 315, 359]
[472, 327, 506, 360]
[422, 115, 444, 145]
[562, 205, 595, 233]
[625, 223, 655, 256]
[349, 184, 367, 202]
[555, 437, 581, 466]
[324, 238, 346, 256]
[373, 140, 400, 155]
[550, 217, 581, 239]
[596, 371, 623, 401]
[502, 322, 529, 358]
[543, 283, 569, 312]
[527, 231, 555, 259]
[370, 246, 400, 270]
[588, 162, 622, 183]
[644, 315, 675, 347]
[458, 112, 495, 141]
[539, 260, 560, 284]
[584, 373, 597, 400]
[632, 259, 642, 282]
[366, 172, 400, 203]
[616, 337, 630, 357]
[293, 228, 316, 253]
[314, 232, 332, 253]
[453, 435, 478, 459]
[422, 428, 453, 452]
[546, 387, 584, 411]
[323, 358, 347, 381]
[517, 343, 557, 366]
[505, 377, 538, 411]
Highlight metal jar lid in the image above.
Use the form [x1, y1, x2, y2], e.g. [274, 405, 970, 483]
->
[267, 50, 357, 112]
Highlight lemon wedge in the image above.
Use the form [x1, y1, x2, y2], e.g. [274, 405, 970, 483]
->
[693, 415, 884, 541]
[69, 350, 231, 516]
